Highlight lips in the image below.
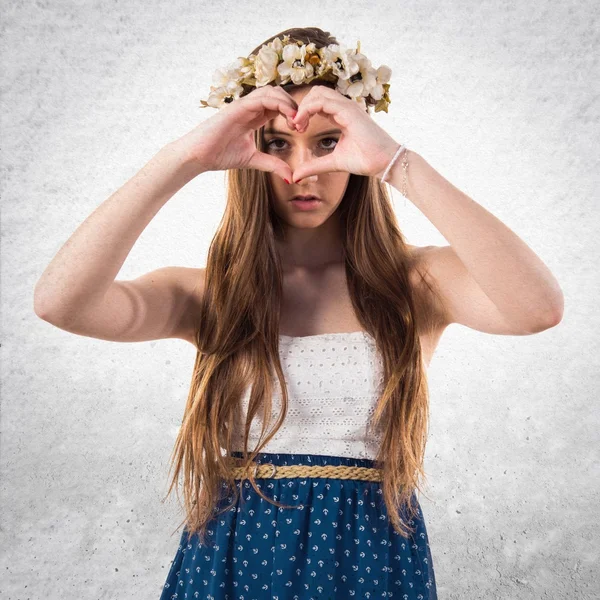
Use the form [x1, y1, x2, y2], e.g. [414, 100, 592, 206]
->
[291, 195, 321, 201]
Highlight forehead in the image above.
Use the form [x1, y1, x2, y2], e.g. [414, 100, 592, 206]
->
[284, 84, 313, 101]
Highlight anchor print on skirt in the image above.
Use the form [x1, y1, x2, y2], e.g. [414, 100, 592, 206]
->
[160, 451, 437, 599]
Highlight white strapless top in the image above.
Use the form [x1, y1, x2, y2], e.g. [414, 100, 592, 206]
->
[229, 331, 385, 460]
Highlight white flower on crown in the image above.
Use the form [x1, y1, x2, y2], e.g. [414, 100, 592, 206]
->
[254, 43, 281, 87]
[328, 42, 391, 110]
[319, 43, 367, 110]
[200, 35, 392, 113]
[277, 41, 317, 85]
[203, 58, 247, 108]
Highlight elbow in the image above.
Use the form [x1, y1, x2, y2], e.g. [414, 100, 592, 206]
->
[527, 287, 564, 334]
[546, 306, 564, 329]
[526, 306, 564, 334]
[33, 286, 62, 323]
[33, 286, 48, 319]
[544, 291, 565, 329]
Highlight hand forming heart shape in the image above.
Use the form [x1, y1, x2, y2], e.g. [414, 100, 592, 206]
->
[285, 85, 401, 184]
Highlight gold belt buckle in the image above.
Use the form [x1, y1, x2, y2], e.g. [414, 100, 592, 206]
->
[252, 462, 277, 478]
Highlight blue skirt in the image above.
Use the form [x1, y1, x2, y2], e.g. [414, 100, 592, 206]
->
[160, 451, 437, 599]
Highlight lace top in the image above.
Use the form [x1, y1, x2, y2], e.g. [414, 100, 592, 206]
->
[229, 331, 385, 460]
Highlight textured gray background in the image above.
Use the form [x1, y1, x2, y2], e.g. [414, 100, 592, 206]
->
[2, 0, 598, 598]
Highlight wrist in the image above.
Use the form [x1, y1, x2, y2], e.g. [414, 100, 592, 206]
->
[373, 142, 402, 181]
[383, 146, 416, 197]
[160, 140, 208, 179]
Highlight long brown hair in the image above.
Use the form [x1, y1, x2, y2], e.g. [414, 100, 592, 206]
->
[162, 26, 447, 547]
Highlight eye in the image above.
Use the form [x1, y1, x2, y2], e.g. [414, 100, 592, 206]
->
[266, 139, 287, 151]
[265, 137, 339, 152]
[320, 137, 339, 150]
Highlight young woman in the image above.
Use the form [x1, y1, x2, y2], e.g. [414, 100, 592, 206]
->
[34, 27, 563, 600]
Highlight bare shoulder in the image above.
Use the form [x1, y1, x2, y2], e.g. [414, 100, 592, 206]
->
[176, 266, 206, 347]
[406, 244, 441, 315]
[178, 266, 206, 296]
[405, 244, 448, 360]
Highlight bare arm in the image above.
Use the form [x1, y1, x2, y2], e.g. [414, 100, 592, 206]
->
[33, 86, 302, 344]
[33, 142, 204, 343]
[40, 265, 206, 344]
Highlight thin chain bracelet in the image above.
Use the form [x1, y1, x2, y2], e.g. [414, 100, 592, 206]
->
[381, 144, 409, 198]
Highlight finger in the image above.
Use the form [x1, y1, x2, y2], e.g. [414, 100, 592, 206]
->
[271, 85, 300, 111]
[261, 86, 298, 119]
[243, 89, 298, 129]
[269, 87, 299, 129]
[293, 96, 352, 131]
[292, 154, 340, 183]
[272, 86, 303, 126]
[248, 150, 293, 183]
[261, 95, 298, 126]
[257, 106, 296, 131]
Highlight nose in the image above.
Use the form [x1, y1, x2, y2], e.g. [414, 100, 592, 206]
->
[289, 146, 318, 184]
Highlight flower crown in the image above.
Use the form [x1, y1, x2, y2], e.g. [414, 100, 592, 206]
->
[199, 34, 392, 114]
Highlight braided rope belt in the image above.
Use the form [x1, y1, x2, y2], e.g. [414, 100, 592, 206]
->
[227, 459, 383, 482]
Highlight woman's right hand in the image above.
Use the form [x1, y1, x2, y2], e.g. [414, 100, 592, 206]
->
[171, 86, 299, 182]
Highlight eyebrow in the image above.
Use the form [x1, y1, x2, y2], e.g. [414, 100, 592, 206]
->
[263, 127, 342, 137]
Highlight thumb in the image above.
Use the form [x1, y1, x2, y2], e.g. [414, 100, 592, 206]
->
[249, 151, 293, 183]
[292, 155, 337, 183]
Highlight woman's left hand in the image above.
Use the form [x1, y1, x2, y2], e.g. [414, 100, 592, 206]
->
[290, 85, 401, 183]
